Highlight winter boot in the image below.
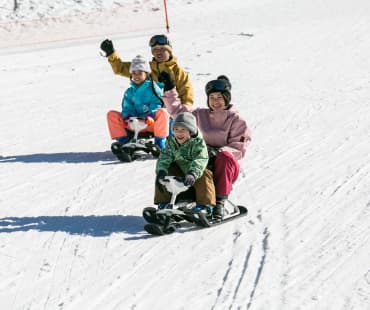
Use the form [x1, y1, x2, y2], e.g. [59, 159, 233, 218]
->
[213, 197, 226, 220]
[192, 205, 213, 216]
[158, 202, 172, 210]
[154, 137, 166, 150]
[191, 205, 212, 227]
[116, 136, 131, 144]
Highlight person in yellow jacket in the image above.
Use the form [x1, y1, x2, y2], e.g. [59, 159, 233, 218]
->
[100, 35, 194, 106]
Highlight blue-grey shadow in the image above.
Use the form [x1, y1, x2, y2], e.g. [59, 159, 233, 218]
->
[0, 215, 147, 237]
[0, 151, 117, 164]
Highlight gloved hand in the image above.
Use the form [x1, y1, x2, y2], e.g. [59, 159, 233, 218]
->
[207, 146, 219, 159]
[155, 170, 168, 192]
[207, 146, 219, 169]
[158, 71, 175, 91]
[184, 173, 196, 187]
[100, 39, 114, 57]
[145, 115, 155, 126]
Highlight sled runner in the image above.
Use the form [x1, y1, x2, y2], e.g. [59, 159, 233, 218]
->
[143, 176, 248, 236]
[111, 117, 161, 162]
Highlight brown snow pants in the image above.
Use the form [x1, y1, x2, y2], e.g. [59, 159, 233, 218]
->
[154, 163, 216, 206]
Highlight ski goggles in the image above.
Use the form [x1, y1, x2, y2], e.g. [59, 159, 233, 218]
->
[149, 35, 171, 47]
[205, 79, 231, 95]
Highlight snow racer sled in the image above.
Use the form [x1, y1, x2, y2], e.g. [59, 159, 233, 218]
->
[142, 176, 248, 235]
[111, 117, 161, 162]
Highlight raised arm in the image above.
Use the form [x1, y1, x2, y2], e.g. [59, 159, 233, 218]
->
[100, 39, 131, 77]
[159, 71, 192, 117]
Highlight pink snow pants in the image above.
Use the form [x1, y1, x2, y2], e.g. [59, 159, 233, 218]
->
[213, 151, 240, 197]
[107, 108, 170, 139]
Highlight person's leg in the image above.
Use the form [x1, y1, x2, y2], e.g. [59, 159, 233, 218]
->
[153, 108, 170, 149]
[193, 169, 216, 206]
[154, 163, 186, 205]
[213, 151, 240, 218]
[153, 108, 170, 137]
[154, 186, 172, 205]
[107, 111, 129, 140]
[213, 151, 240, 197]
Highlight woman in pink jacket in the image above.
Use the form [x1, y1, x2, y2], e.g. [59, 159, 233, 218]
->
[159, 73, 251, 219]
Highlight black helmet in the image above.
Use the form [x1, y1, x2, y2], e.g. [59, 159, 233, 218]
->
[205, 75, 232, 106]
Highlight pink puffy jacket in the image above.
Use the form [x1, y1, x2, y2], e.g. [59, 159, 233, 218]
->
[163, 88, 251, 161]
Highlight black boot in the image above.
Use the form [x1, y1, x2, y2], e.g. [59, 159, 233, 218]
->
[213, 197, 226, 220]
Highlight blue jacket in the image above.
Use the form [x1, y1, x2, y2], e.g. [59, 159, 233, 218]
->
[121, 79, 163, 119]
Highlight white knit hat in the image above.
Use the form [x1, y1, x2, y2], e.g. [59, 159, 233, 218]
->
[129, 55, 151, 73]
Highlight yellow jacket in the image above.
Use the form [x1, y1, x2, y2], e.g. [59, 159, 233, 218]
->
[108, 52, 194, 106]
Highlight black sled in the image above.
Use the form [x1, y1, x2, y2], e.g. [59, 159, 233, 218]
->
[111, 117, 161, 162]
[142, 176, 248, 236]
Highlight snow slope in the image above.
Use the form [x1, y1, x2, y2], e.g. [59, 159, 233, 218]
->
[1, 0, 370, 309]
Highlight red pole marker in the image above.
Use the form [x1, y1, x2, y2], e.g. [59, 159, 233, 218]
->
[163, 0, 170, 33]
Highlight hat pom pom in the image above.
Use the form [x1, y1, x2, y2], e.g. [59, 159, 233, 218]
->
[217, 75, 232, 90]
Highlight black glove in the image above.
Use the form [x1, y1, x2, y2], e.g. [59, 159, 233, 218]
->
[155, 170, 167, 192]
[158, 71, 175, 91]
[207, 146, 219, 169]
[184, 173, 196, 187]
[100, 39, 114, 57]
[208, 147, 219, 159]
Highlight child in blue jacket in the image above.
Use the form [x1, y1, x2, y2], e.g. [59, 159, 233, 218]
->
[107, 55, 169, 149]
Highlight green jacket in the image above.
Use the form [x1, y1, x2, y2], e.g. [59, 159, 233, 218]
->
[108, 52, 194, 106]
[156, 134, 209, 179]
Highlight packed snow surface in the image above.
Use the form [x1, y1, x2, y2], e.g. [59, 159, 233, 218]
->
[1, 0, 370, 309]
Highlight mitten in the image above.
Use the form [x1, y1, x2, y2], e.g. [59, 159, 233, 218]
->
[158, 71, 175, 91]
[208, 147, 219, 159]
[184, 173, 196, 187]
[207, 147, 219, 169]
[145, 115, 155, 126]
[100, 39, 114, 57]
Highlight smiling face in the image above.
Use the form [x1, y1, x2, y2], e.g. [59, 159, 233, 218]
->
[131, 70, 148, 85]
[151, 47, 171, 63]
[173, 126, 191, 144]
[208, 92, 227, 111]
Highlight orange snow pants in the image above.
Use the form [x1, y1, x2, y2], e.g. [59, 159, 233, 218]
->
[107, 108, 170, 139]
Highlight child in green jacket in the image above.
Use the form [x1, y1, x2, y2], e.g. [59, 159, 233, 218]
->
[154, 112, 216, 209]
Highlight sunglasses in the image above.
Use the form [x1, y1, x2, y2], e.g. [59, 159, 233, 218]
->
[205, 79, 231, 95]
[149, 35, 171, 47]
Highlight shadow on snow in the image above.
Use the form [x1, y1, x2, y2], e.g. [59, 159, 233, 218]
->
[0, 151, 117, 164]
[0, 215, 147, 237]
